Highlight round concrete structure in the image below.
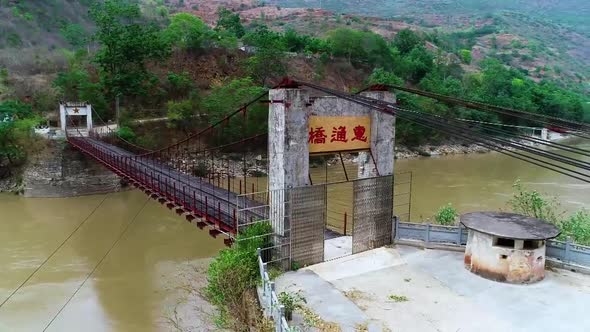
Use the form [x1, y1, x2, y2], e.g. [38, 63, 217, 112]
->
[461, 212, 560, 284]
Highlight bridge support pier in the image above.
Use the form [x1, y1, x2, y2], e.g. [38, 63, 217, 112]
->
[268, 88, 310, 236]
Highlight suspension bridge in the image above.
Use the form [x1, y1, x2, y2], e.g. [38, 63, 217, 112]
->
[63, 78, 590, 247]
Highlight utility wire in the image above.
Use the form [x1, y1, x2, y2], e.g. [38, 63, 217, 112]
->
[397, 111, 590, 183]
[0, 194, 110, 309]
[295, 80, 590, 183]
[385, 84, 590, 136]
[42, 196, 150, 331]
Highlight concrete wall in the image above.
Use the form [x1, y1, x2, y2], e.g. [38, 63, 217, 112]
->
[22, 140, 122, 197]
[465, 231, 546, 284]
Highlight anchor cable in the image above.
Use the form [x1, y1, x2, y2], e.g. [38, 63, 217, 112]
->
[0, 193, 110, 309]
[42, 196, 150, 331]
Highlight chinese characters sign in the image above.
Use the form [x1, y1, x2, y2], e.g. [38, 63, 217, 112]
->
[308, 116, 371, 153]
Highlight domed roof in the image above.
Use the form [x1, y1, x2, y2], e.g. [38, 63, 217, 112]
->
[460, 211, 560, 240]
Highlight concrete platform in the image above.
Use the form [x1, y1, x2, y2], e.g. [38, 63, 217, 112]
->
[276, 245, 590, 332]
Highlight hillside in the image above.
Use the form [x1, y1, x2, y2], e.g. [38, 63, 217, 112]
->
[1, 1, 588, 95]
[271, 0, 589, 91]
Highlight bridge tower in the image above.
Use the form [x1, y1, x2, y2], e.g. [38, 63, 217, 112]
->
[268, 84, 396, 263]
[59, 102, 93, 134]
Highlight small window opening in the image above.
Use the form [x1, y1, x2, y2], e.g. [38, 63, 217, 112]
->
[524, 240, 541, 249]
[500, 254, 508, 259]
[494, 237, 515, 248]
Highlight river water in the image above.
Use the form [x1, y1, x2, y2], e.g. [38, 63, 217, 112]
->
[1, 139, 588, 331]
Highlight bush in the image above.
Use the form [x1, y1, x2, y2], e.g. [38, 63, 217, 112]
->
[558, 210, 590, 245]
[459, 49, 472, 64]
[434, 203, 458, 225]
[508, 181, 590, 245]
[116, 126, 136, 141]
[205, 221, 273, 329]
[278, 291, 306, 321]
[508, 180, 562, 224]
[191, 162, 209, 177]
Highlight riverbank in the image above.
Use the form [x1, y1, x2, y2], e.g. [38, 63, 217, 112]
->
[0, 140, 123, 197]
[0, 171, 21, 193]
[0, 133, 571, 195]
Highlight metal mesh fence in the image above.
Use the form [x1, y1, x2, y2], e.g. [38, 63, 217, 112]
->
[290, 185, 327, 266]
[352, 175, 394, 254]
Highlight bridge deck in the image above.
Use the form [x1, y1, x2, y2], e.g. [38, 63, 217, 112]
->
[68, 137, 266, 235]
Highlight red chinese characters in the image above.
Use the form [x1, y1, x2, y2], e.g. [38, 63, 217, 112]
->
[309, 126, 327, 144]
[309, 124, 369, 146]
[331, 126, 348, 143]
[352, 125, 367, 142]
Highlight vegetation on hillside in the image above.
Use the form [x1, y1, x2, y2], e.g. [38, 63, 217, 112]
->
[0, 0, 588, 176]
[0, 100, 41, 178]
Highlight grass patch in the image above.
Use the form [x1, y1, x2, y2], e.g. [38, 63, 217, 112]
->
[298, 306, 341, 332]
[388, 294, 409, 302]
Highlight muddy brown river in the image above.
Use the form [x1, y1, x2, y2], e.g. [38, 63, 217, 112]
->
[1, 138, 588, 331]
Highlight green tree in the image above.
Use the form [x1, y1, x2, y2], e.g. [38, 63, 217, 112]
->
[90, 0, 170, 101]
[60, 23, 88, 48]
[393, 29, 422, 55]
[163, 13, 211, 50]
[202, 78, 266, 143]
[165, 71, 193, 100]
[244, 46, 287, 86]
[215, 7, 245, 38]
[327, 28, 363, 64]
[459, 49, 472, 64]
[54, 67, 108, 119]
[435, 203, 458, 225]
[367, 68, 403, 86]
[398, 46, 434, 83]
[166, 98, 199, 136]
[243, 26, 288, 86]
[0, 101, 39, 174]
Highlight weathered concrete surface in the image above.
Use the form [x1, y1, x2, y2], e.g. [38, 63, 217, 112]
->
[275, 270, 382, 332]
[324, 235, 352, 260]
[308, 247, 404, 282]
[465, 230, 547, 283]
[22, 140, 122, 197]
[268, 89, 310, 236]
[461, 211, 560, 239]
[281, 245, 590, 332]
[358, 90, 396, 177]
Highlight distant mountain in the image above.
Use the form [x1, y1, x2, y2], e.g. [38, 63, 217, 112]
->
[273, 0, 590, 35]
[0, 0, 93, 49]
[272, 0, 589, 90]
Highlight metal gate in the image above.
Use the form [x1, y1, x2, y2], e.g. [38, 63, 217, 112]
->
[352, 175, 394, 254]
[290, 184, 327, 266]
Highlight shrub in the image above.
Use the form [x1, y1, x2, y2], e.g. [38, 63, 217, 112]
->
[206, 221, 273, 329]
[191, 162, 209, 177]
[435, 203, 458, 225]
[507, 181, 590, 245]
[116, 126, 136, 141]
[559, 210, 590, 245]
[459, 49, 472, 64]
[508, 180, 562, 224]
[278, 291, 306, 321]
